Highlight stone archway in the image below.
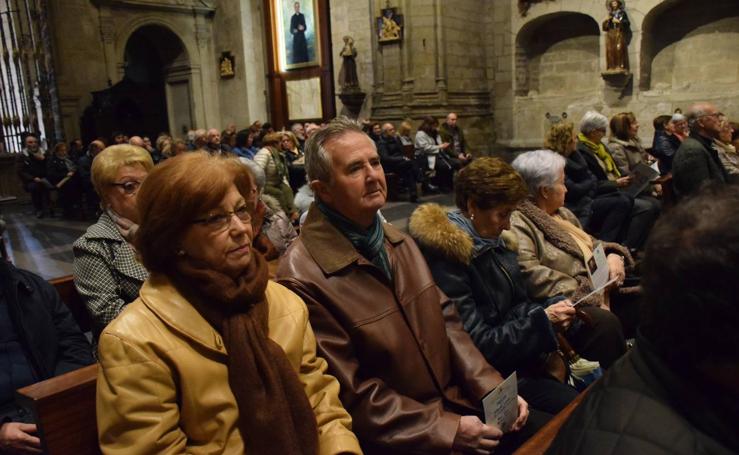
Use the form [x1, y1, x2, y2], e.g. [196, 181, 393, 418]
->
[640, 0, 739, 92]
[515, 12, 600, 97]
[122, 24, 193, 138]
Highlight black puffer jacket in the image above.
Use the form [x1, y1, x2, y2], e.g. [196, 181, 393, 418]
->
[409, 204, 560, 376]
[547, 336, 739, 455]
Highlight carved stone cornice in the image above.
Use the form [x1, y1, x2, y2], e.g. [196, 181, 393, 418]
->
[91, 0, 215, 16]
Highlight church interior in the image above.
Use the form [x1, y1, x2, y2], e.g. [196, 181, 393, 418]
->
[0, 0, 738, 454]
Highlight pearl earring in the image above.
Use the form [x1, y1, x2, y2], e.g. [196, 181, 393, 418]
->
[470, 213, 475, 221]
[176, 249, 186, 256]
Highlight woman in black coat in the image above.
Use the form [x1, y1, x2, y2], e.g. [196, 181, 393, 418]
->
[409, 158, 582, 415]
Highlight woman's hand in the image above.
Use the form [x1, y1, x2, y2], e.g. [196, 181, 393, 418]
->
[607, 253, 626, 286]
[510, 396, 530, 432]
[544, 300, 576, 330]
[616, 176, 632, 187]
[439, 142, 450, 149]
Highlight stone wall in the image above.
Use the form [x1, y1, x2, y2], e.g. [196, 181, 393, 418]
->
[496, 0, 739, 149]
[48, 0, 269, 141]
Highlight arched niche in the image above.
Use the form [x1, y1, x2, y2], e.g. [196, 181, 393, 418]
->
[516, 12, 600, 97]
[121, 24, 194, 137]
[641, 0, 739, 91]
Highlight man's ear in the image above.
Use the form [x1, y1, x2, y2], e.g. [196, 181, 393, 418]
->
[310, 179, 332, 204]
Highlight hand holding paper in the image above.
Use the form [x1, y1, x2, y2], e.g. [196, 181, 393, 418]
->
[482, 372, 519, 433]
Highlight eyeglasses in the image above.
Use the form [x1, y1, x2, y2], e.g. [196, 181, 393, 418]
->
[110, 180, 141, 195]
[192, 204, 252, 231]
[700, 112, 721, 119]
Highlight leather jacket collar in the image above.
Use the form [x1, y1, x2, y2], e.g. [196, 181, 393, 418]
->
[300, 203, 405, 275]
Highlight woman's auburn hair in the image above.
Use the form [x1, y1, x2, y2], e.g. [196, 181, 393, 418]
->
[454, 157, 528, 211]
[134, 152, 254, 275]
[609, 112, 637, 141]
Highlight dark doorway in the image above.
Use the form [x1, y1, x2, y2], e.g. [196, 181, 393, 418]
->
[81, 25, 189, 143]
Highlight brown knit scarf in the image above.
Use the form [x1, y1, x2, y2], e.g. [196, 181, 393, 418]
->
[172, 251, 318, 455]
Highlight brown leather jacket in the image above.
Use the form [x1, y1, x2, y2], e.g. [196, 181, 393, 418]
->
[276, 205, 503, 455]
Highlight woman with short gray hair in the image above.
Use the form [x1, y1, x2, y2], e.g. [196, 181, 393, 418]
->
[576, 111, 660, 251]
[510, 150, 631, 366]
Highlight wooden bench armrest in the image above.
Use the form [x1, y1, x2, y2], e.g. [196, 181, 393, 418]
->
[49, 275, 93, 333]
[513, 385, 591, 455]
[16, 364, 100, 455]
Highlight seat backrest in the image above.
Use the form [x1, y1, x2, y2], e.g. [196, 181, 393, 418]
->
[49, 275, 92, 333]
[513, 386, 590, 455]
[15, 364, 100, 455]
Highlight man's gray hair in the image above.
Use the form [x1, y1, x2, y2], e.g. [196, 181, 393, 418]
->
[579, 110, 609, 134]
[512, 149, 566, 196]
[686, 102, 715, 132]
[304, 117, 369, 183]
[238, 157, 266, 192]
[671, 113, 686, 123]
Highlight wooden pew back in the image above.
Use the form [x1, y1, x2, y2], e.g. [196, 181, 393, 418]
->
[513, 386, 590, 455]
[48, 275, 92, 333]
[15, 364, 100, 455]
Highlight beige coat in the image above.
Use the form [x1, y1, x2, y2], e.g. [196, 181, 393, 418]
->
[509, 202, 630, 308]
[96, 274, 361, 455]
[608, 137, 648, 175]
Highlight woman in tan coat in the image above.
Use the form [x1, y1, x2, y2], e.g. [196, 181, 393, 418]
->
[96, 152, 361, 455]
[510, 149, 632, 310]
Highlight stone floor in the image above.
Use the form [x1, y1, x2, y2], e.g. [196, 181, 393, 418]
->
[0, 192, 455, 280]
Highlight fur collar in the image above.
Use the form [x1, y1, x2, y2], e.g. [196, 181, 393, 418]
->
[408, 203, 474, 265]
[516, 200, 584, 261]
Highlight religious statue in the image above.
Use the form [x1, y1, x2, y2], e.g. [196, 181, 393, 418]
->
[219, 53, 235, 78]
[377, 7, 403, 44]
[339, 36, 359, 91]
[602, 0, 630, 73]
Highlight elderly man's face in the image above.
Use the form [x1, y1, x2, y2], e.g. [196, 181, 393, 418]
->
[446, 114, 458, 128]
[315, 132, 386, 227]
[208, 129, 221, 145]
[698, 106, 723, 138]
[382, 124, 396, 138]
[25, 136, 39, 152]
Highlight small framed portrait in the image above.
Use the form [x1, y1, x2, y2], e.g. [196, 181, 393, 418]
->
[274, 0, 320, 70]
[377, 7, 403, 44]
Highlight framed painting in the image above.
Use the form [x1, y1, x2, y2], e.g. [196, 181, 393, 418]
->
[377, 7, 403, 44]
[286, 77, 323, 120]
[274, 0, 321, 70]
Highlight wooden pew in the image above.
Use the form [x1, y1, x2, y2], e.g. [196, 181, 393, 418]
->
[15, 364, 100, 455]
[49, 275, 92, 333]
[513, 386, 590, 455]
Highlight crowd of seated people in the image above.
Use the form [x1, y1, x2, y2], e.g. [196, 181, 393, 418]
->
[4, 101, 738, 454]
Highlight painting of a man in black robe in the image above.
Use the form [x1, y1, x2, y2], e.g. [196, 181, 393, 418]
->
[278, 0, 319, 69]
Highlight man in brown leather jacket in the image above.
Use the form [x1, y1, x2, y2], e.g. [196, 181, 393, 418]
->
[277, 118, 546, 455]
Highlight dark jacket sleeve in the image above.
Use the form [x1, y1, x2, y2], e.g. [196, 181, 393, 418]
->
[377, 139, 405, 166]
[35, 277, 94, 375]
[426, 254, 558, 376]
[278, 277, 462, 454]
[564, 170, 597, 203]
[673, 144, 711, 196]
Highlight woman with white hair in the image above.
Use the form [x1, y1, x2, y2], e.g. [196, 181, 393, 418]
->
[239, 158, 297, 259]
[576, 111, 659, 251]
[510, 150, 632, 313]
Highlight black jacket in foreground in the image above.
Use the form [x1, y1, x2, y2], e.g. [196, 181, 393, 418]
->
[0, 260, 93, 388]
[547, 335, 739, 455]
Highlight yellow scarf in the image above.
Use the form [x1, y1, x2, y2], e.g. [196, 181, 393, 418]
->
[578, 133, 621, 178]
[553, 215, 594, 265]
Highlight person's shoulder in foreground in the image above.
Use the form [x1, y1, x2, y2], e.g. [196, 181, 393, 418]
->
[547, 184, 739, 455]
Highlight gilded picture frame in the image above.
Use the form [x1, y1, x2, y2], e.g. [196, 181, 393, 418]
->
[274, 0, 321, 71]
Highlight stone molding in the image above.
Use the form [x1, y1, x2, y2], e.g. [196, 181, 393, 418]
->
[92, 0, 214, 16]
